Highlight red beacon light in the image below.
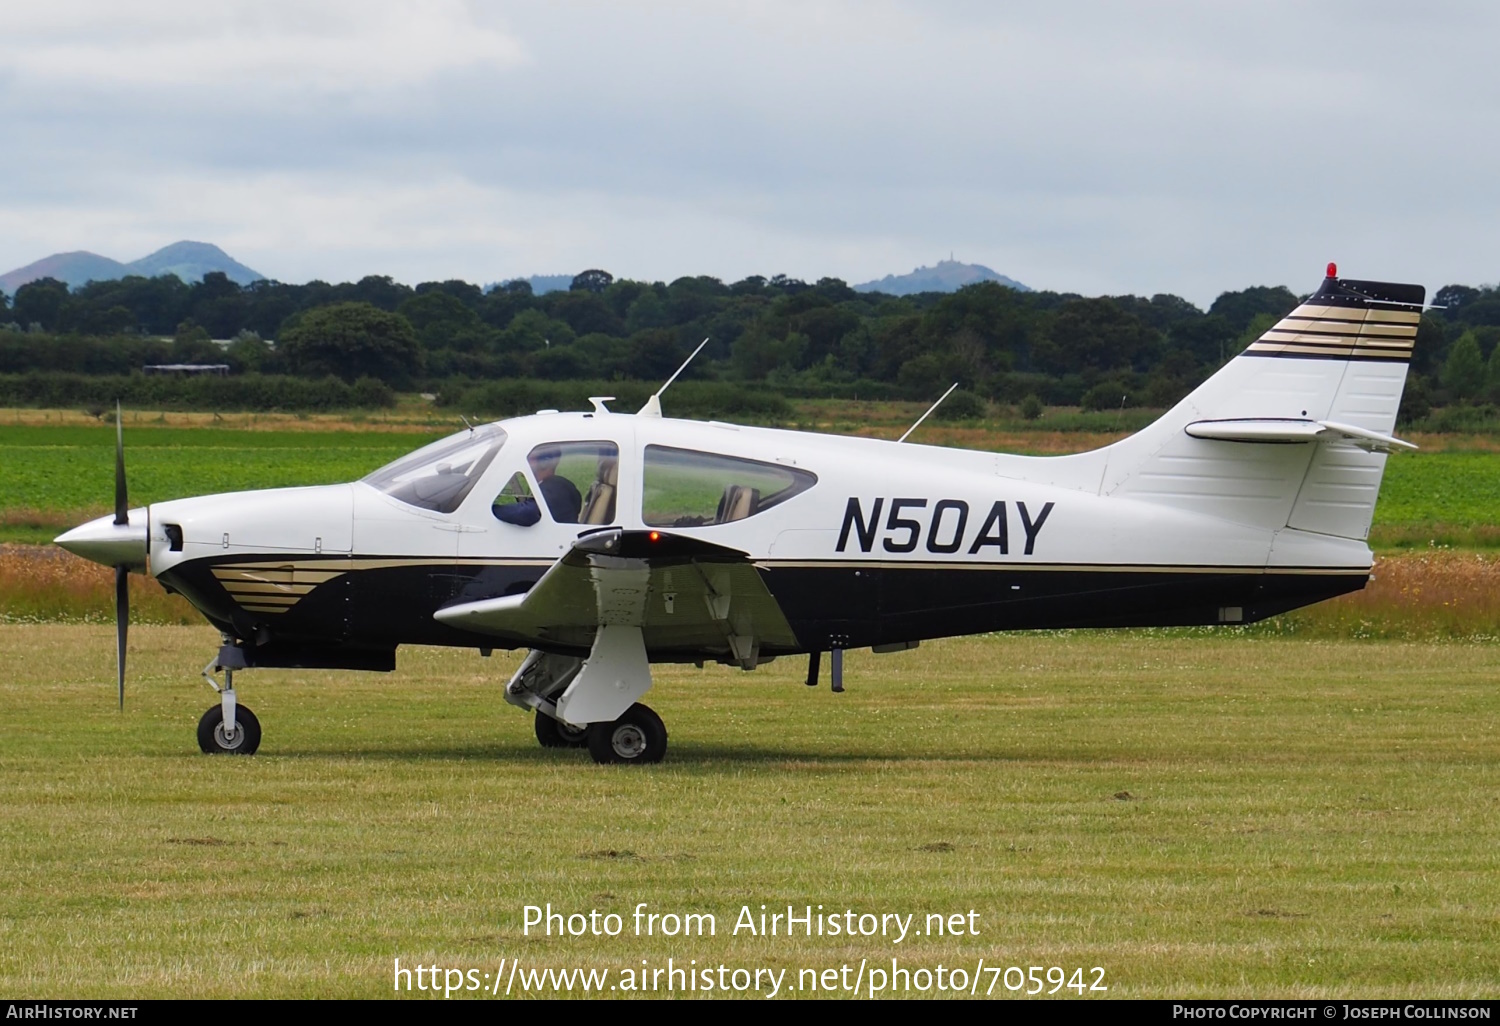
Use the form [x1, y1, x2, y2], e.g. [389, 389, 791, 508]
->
[648, 531, 660, 542]
[1326, 262, 1337, 278]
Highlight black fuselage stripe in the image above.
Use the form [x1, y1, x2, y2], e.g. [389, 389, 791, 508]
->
[1273, 321, 1417, 333]
[1243, 350, 1410, 362]
[157, 558, 1370, 659]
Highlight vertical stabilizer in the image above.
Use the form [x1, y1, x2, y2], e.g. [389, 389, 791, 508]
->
[1097, 269, 1424, 540]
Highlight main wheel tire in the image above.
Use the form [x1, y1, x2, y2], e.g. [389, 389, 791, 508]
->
[586, 703, 667, 765]
[535, 712, 588, 748]
[197, 704, 262, 755]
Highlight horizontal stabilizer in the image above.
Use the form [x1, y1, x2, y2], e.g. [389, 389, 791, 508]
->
[1185, 419, 1416, 453]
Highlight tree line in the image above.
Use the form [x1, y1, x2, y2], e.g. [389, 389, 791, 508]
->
[3, 268, 1499, 418]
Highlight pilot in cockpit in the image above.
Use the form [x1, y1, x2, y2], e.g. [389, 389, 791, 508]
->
[493, 447, 583, 526]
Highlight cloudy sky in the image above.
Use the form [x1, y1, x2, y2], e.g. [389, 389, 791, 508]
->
[1, 1, 1495, 304]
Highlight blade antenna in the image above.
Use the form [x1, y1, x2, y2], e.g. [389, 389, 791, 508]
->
[637, 338, 709, 417]
[897, 383, 959, 443]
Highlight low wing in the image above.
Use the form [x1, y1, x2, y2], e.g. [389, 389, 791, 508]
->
[433, 528, 799, 659]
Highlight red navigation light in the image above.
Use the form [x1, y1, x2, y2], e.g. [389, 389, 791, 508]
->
[649, 531, 660, 542]
[1326, 262, 1337, 278]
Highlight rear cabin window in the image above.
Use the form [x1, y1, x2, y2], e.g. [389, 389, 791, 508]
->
[362, 425, 507, 514]
[642, 446, 816, 528]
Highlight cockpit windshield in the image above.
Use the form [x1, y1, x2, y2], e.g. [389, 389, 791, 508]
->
[362, 424, 507, 513]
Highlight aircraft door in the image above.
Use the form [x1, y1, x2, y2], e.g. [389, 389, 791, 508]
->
[455, 436, 628, 601]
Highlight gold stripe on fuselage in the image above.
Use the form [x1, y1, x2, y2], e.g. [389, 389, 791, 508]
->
[206, 556, 554, 616]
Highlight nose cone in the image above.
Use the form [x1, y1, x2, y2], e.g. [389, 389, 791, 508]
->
[55, 510, 148, 570]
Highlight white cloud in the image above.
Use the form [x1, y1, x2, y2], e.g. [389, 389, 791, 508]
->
[0, 1, 525, 93]
[1, 2, 1499, 302]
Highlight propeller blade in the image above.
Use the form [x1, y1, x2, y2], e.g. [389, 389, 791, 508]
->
[114, 564, 128, 709]
[113, 401, 128, 526]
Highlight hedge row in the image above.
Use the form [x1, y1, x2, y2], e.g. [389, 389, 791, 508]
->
[0, 373, 396, 411]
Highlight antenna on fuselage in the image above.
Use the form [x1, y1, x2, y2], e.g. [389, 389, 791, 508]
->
[637, 337, 710, 417]
[897, 382, 959, 443]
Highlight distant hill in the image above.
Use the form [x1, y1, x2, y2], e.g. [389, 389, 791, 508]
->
[124, 242, 263, 288]
[486, 275, 575, 296]
[0, 241, 264, 295]
[854, 259, 1030, 296]
[0, 251, 130, 295]
[525, 274, 575, 295]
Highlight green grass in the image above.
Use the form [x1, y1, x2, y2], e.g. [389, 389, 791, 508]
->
[1376, 451, 1500, 527]
[1, 627, 1498, 998]
[0, 425, 440, 538]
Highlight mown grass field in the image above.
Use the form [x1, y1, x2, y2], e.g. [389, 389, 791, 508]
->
[0, 628, 1496, 998]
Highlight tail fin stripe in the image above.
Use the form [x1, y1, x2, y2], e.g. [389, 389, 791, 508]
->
[1257, 335, 1413, 351]
[1269, 322, 1416, 338]
[1249, 295, 1418, 362]
[1248, 344, 1412, 359]
[1261, 334, 1413, 349]
[1293, 305, 1420, 325]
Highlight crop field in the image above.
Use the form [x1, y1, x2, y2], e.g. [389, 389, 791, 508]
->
[0, 628, 1497, 998]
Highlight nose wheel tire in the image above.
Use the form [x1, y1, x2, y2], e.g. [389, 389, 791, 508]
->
[535, 712, 589, 748]
[586, 703, 667, 765]
[197, 704, 262, 755]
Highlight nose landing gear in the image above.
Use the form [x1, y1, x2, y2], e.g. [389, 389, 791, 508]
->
[199, 643, 261, 755]
[198, 703, 261, 754]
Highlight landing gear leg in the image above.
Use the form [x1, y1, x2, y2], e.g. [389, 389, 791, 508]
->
[199, 646, 261, 755]
[507, 629, 665, 763]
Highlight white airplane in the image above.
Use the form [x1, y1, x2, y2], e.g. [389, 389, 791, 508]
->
[56, 266, 1423, 764]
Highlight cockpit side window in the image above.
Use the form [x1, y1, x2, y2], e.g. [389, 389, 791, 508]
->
[527, 441, 620, 525]
[641, 446, 816, 528]
[361, 425, 507, 514]
[492, 471, 540, 526]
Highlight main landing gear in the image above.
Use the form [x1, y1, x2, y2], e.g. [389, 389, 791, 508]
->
[586, 704, 668, 764]
[533, 703, 666, 763]
[506, 628, 669, 765]
[199, 644, 261, 755]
